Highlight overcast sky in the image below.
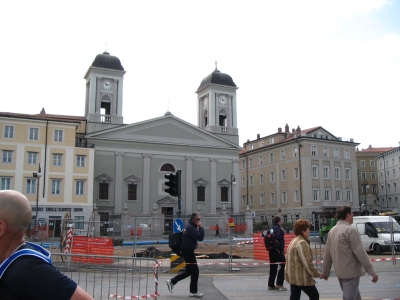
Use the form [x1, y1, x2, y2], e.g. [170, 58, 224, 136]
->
[1, 0, 399, 150]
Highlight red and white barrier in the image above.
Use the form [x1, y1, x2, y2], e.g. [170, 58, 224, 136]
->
[64, 227, 74, 254]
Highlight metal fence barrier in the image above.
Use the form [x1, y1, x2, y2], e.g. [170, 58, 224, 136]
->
[52, 253, 160, 300]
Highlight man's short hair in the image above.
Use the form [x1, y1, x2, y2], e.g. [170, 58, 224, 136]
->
[190, 213, 198, 222]
[273, 215, 281, 224]
[336, 206, 352, 220]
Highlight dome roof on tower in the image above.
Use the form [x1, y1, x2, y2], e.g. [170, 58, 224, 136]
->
[197, 68, 236, 92]
[92, 51, 124, 71]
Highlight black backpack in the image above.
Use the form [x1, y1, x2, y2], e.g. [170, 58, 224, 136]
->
[169, 230, 185, 256]
[261, 229, 279, 251]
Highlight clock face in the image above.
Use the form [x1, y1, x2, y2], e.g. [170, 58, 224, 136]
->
[219, 95, 227, 105]
[203, 97, 208, 107]
[102, 80, 112, 90]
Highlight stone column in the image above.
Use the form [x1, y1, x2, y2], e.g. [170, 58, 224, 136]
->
[121, 202, 131, 237]
[92, 204, 101, 237]
[245, 205, 253, 235]
[185, 157, 194, 213]
[114, 152, 124, 213]
[210, 158, 217, 214]
[142, 154, 152, 214]
[151, 204, 163, 237]
[220, 205, 229, 237]
[232, 159, 240, 214]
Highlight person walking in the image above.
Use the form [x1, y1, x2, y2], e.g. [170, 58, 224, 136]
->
[0, 190, 93, 300]
[166, 213, 205, 297]
[322, 206, 378, 300]
[215, 224, 220, 237]
[285, 219, 324, 300]
[268, 215, 287, 291]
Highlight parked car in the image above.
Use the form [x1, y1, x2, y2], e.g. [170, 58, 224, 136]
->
[352, 216, 400, 254]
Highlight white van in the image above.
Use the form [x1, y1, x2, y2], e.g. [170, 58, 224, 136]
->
[352, 216, 400, 254]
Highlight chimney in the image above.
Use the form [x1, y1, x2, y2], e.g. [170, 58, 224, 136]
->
[257, 134, 260, 139]
[369, 145, 372, 149]
[285, 123, 289, 132]
[278, 127, 282, 133]
[296, 125, 301, 133]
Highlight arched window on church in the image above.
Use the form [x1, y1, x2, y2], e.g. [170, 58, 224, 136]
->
[203, 110, 208, 127]
[101, 95, 111, 122]
[219, 109, 227, 127]
[160, 163, 175, 172]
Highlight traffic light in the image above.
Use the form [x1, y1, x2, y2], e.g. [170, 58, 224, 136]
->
[165, 170, 181, 197]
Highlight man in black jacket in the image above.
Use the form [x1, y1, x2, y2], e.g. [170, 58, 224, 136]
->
[166, 213, 205, 297]
[268, 215, 287, 291]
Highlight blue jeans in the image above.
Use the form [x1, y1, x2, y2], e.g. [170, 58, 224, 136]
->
[170, 248, 199, 293]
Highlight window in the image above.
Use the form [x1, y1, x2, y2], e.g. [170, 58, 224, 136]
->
[249, 158, 253, 167]
[335, 167, 340, 180]
[371, 172, 376, 180]
[346, 190, 352, 202]
[269, 152, 274, 163]
[270, 192, 276, 204]
[260, 193, 265, 205]
[26, 178, 36, 194]
[197, 186, 205, 202]
[259, 141, 264, 147]
[4, 125, 14, 138]
[360, 160, 365, 167]
[1, 178, 11, 190]
[249, 175, 254, 186]
[242, 160, 246, 169]
[270, 137, 274, 144]
[259, 155, 263, 165]
[241, 195, 246, 206]
[160, 163, 175, 172]
[242, 177, 246, 187]
[324, 189, 331, 201]
[249, 144, 253, 150]
[344, 149, 350, 159]
[249, 195, 254, 206]
[29, 127, 39, 140]
[128, 183, 137, 200]
[312, 165, 318, 179]
[53, 154, 62, 166]
[370, 160, 375, 167]
[260, 173, 265, 185]
[281, 150, 286, 160]
[76, 155, 86, 167]
[323, 147, 328, 158]
[323, 166, 329, 179]
[281, 191, 287, 203]
[221, 186, 228, 202]
[334, 148, 339, 158]
[294, 189, 300, 202]
[270, 171, 275, 183]
[2, 150, 13, 163]
[28, 152, 38, 165]
[281, 169, 286, 181]
[345, 168, 351, 180]
[313, 188, 319, 202]
[386, 170, 390, 179]
[393, 169, 396, 178]
[335, 189, 342, 201]
[54, 130, 63, 142]
[99, 182, 109, 199]
[51, 179, 61, 195]
[74, 216, 84, 229]
[293, 147, 298, 158]
[75, 180, 85, 195]
[311, 146, 317, 156]
[372, 185, 377, 194]
[294, 167, 299, 180]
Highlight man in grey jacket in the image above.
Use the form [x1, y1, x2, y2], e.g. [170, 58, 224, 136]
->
[322, 206, 378, 300]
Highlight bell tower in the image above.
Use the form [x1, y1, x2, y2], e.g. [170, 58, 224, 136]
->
[84, 51, 126, 133]
[196, 65, 239, 145]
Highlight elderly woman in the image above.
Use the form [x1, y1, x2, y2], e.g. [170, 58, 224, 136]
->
[285, 219, 322, 300]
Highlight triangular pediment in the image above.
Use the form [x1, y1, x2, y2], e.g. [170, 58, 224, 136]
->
[194, 178, 209, 186]
[95, 174, 113, 182]
[86, 114, 241, 149]
[124, 175, 141, 183]
[305, 127, 337, 140]
[218, 179, 230, 186]
[157, 196, 178, 204]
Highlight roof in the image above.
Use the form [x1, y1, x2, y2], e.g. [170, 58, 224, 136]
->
[0, 111, 85, 123]
[92, 51, 124, 71]
[197, 68, 236, 92]
[357, 147, 395, 153]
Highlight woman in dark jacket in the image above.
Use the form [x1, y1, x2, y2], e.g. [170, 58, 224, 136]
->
[166, 213, 205, 297]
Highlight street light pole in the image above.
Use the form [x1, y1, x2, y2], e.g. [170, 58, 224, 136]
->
[230, 174, 236, 215]
[33, 163, 42, 240]
[363, 180, 369, 215]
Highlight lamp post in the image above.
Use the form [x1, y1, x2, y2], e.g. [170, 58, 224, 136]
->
[33, 164, 42, 240]
[230, 174, 236, 216]
[362, 180, 369, 215]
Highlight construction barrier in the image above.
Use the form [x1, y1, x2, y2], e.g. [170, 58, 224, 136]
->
[253, 233, 295, 261]
[170, 254, 186, 272]
[71, 236, 114, 264]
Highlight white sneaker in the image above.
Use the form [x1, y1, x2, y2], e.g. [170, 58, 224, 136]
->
[166, 280, 173, 293]
[189, 292, 203, 297]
